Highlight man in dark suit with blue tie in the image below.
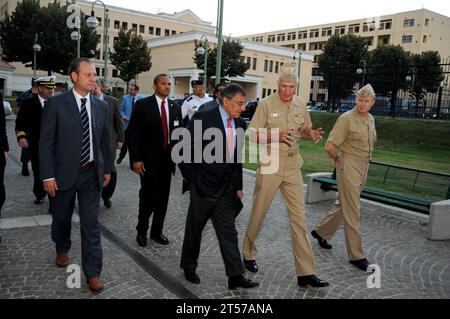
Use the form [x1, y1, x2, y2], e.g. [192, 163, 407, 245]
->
[179, 84, 259, 290]
[39, 58, 113, 292]
[127, 74, 183, 247]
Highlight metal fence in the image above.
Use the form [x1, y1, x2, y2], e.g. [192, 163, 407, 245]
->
[311, 62, 450, 119]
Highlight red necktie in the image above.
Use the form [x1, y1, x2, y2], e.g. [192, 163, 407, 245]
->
[227, 117, 234, 157]
[161, 99, 168, 148]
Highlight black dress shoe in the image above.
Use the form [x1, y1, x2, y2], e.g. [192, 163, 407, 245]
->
[150, 234, 169, 245]
[184, 269, 200, 284]
[311, 230, 332, 249]
[349, 258, 370, 271]
[34, 198, 44, 205]
[104, 199, 112, 208]
[228, 275, 259, 290]
[136, 234, 148, 247]
[297, 275, 329, 288]
[243, 259, 258, 273]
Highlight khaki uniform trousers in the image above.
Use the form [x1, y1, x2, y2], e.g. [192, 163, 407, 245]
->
[315, 153, 369, 261]
[243, 167, 316, 276]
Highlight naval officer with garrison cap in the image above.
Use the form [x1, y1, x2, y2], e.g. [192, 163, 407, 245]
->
[311, 84, 377, 272]
[242, 63, 329, 288]
[15, 76, 56, 206]
[181, 79, 213, 123]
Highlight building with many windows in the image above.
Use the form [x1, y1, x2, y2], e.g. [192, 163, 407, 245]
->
[0, 0, 314, 101]
[239, 8, 450, 103]
[0, 0, 215, 95]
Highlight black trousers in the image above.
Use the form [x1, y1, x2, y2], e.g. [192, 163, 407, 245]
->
[0, 153, 5, 214]
[118, 129, 128, 160]
[136, 158, 172, 237]
[30, 150, 46, 200]
[50, 167, 102, 278]
[20, 147, 30, 164]
[180, 182, 244, 277]
[102, 170, 117, 201]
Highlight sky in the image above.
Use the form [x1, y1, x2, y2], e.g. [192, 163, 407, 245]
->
[100, 0, 450, 36]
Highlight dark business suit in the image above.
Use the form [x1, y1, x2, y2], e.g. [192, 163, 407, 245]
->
[179, 106, 246, 277]
[0, 94, 9, 214]
[101, 94, 124, 202]
[198, 99, 219, 113]
[127, 95, 182, 238]
[39, 89, 113, 278]
[181, 98, 220, 194]
[15, 94, 46, 200]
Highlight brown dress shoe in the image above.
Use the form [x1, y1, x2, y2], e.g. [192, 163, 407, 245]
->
[87, 277, 104, 292]
[55, 252, 69, 267]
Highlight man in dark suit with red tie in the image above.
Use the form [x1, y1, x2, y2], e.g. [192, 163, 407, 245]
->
[127, 74, 183, 247]
[178, 84, 259, 290]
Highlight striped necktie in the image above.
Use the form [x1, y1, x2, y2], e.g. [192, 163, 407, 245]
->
[80, 98, 91, 166]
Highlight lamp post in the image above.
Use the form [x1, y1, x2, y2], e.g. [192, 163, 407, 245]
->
[293, 49, 302, 95]
[356, 59, 366, 86]
[196, 35, 208, 87]
[70, 30, 81, 58]
[86, 0, 109, 81]
[215, 0, 224, 85]
[32, 34, 41, 77]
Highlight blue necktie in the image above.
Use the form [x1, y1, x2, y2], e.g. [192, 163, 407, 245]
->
[80, 98, 90, 166]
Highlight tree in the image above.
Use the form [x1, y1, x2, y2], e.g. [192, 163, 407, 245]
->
[193, 38, 249, 88]
[0, 0, 99, 75]
[408, 51, 444, 110]
[368, 45, 411, 116]
[317, 34, 369, 111]
[109, 29, 152, 90]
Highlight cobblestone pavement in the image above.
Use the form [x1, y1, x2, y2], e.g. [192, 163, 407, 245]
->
[1, 116, 449, 299]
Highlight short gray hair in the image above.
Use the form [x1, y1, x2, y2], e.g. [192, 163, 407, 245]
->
[218, 83, 246, 105]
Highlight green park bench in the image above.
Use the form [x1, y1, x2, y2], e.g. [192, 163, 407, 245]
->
[312, 176, 432, 214]
[306, 162, 450, 240]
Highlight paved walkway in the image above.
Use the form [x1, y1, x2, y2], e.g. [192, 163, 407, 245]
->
[1, 115, 449, 299]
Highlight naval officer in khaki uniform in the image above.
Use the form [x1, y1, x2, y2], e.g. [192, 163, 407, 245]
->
[242, 63, 329, 288]
[311, 84, 377, 272]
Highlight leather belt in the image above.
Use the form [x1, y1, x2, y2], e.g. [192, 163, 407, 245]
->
[80, 161, 95, 170]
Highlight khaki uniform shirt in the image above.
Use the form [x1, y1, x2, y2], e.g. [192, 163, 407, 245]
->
[327, 108, 377, 160]
[249, 93, 312, 175]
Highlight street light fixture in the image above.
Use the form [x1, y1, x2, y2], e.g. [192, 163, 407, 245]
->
[356, 59, 366, 86]
[70, 30, 81, 58]
[32, 34, 41, 77]
[86, 0, 109, 81]
[293, 49, 302, 95]
[196, 35, 208, 87]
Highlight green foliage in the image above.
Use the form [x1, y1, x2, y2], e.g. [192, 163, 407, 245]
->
[193, 37, 249, 87]
[408, 51, 445, 104]
[368, 45, 411, 97]
[109, 29, 152, 87]
[0, 0, 99, 75]
[317, 34, 369, 102]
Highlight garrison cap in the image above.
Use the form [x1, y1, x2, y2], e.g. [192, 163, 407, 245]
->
[356, 84, 376, 98]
